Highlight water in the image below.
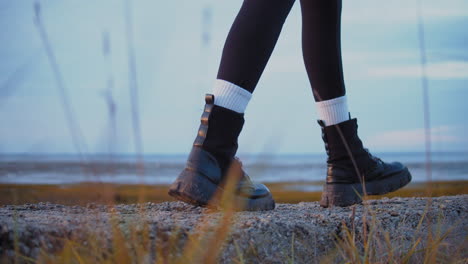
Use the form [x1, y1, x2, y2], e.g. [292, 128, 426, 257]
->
[0, 152, 467, 185]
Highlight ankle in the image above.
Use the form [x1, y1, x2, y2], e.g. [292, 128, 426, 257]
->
[316, 95, 350, 126]
[191, 94, 245, 172]
[212, 79, 252, 113]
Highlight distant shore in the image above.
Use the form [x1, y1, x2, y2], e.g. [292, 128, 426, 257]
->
[1, 180, 466, 205]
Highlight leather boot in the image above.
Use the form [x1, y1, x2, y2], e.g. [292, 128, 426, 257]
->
[168, 94, 275, 211]
[318, 118, 412, 207]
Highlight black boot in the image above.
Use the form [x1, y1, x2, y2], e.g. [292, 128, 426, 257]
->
[168, 94, 275, 211]
[318, 118, 412, 207]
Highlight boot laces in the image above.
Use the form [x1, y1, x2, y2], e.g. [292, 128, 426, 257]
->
[364, 148, 383, 164]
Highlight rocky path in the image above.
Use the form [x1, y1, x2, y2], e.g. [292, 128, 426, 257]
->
[1, 195, 467, 263]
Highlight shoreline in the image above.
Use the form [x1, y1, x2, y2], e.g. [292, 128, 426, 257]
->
[1, 180, 467, 205]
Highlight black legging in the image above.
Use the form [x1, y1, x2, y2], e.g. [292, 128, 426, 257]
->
[216, 0, 345, 102]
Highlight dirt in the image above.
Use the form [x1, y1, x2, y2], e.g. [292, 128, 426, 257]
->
[1, 195, 467, 263]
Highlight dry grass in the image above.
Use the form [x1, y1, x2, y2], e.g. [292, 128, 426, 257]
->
[5, 191, 466, 263]
[2, 178, 467, 263]
[319, 204, 466, 263]
[1, 180, 466, 206]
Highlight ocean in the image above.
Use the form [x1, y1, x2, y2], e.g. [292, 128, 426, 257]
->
[1, 152, 467, 185]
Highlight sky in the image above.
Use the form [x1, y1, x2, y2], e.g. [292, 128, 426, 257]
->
[1, 0, 467, 155]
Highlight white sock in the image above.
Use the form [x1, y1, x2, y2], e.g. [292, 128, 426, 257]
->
[316, 95, 350, 126]
[212, 79, 252, 113]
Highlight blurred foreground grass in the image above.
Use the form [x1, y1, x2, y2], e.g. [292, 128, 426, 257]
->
[2, 181, 466, 263]
[1, 180, 466, 205]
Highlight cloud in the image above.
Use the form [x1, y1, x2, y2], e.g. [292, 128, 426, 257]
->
[366, 126, 460, 148]
[366, 61, 468, 79]
[266, 53, 468, 81]
[343, 0, 468, 24]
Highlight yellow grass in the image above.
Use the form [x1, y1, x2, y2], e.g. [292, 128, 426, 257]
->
[1, 180, 467, 205]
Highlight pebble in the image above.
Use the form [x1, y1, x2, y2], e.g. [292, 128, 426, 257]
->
[0, 195, 466, 263]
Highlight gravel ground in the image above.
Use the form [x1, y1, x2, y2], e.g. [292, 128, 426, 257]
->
[1, 195, 467, 263]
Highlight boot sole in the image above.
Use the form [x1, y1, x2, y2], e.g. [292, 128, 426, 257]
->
[168, 169, 276, 211]
[320, 167, 412, 207]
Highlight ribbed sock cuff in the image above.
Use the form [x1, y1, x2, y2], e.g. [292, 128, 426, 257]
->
[212, 79, 252, 113]
[316, 95, 350, 126]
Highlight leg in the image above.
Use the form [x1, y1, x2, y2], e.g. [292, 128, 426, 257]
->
[217, 0, 296, 93]
[169, 0, 295, 211]
[300, 0, 345, 102]
[300, 0, 349, 127]
[300, 0, 411, 207]
[207, 0, 294, 168]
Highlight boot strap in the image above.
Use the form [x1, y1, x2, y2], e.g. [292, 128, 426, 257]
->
[194, 94, 215, 147]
